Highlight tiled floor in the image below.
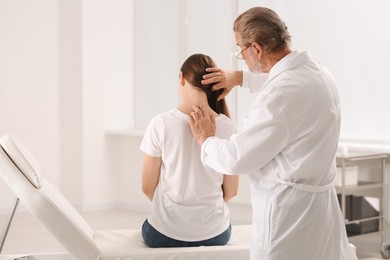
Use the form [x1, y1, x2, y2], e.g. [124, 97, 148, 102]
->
[0, 209, 386, 259]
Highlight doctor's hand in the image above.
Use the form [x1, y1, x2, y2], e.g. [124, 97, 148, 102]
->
[188, 105, 216, 145]
[202, 68, 243, 101]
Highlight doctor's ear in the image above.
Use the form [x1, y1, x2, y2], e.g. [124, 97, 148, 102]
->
[251, 42, 263, 57]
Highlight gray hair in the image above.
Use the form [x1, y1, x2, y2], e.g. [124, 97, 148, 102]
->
[233, 7, 291, 53]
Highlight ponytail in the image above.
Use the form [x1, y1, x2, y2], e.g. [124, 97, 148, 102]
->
[180, 54, 230, 117]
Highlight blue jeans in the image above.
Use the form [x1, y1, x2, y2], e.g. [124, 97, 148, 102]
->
[142, 219, 232, 248]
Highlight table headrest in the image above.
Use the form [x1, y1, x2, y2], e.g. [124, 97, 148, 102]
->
[0, 133, 42, 189]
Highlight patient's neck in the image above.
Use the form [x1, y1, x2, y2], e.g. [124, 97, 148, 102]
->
[177, 88, 216, 116]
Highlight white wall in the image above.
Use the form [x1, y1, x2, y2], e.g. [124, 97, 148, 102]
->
[133, 0, 181, 130]
[0, 0, 138, 213]
[58, 0, 83, 209]
[240, 0, 390, 144]
[0, 0, 61, 212]
[81, 0, 135, 210]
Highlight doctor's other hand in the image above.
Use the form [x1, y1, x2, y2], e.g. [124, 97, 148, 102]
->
[201, 68, 243, 101]
[188, 105, 216, 145]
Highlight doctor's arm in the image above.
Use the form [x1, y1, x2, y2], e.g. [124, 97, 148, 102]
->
[141, 154, 162, 201]
[191, 99, 289, 174]
[202, 69, 267, 100]
[222, 175, 239, 202]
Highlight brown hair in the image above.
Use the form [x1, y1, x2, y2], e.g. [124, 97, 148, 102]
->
[180, 54, 230, 117]
[233, 7, 291, 54]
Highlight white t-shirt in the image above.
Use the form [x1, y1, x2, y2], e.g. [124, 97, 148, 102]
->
[140, 108, 238, 241]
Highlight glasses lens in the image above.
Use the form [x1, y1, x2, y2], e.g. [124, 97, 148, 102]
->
[235, 50, 243, 60]
[235, 46, 248, 60]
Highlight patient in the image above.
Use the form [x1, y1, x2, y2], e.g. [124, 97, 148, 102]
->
[140, 53, 239, 248]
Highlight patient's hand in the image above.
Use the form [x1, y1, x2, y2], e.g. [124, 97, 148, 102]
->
[188, 105, 216, 145]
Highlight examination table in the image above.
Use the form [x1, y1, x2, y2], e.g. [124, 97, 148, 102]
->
[0, 134, 251, 260]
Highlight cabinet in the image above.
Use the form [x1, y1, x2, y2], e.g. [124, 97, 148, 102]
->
[336, 152, 389, 257]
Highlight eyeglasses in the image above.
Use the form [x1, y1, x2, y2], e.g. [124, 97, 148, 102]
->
[235, 45, 250, 60]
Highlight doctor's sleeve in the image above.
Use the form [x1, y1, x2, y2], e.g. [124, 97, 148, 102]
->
[201, 98, 289, 175]
[242, 70, 269, 93]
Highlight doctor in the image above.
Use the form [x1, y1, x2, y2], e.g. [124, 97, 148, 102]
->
[188, 7, 357, 260]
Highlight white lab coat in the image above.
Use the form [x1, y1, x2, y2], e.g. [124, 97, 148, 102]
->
[201, 50, 358, 260]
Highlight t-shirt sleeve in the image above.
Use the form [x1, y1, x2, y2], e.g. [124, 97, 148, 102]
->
[139, 116, 163, 157]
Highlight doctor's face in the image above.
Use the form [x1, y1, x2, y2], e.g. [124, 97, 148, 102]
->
[235, 32, 263, 73]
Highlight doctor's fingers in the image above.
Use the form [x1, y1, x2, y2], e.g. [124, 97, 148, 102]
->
[209, 113, 216, 124]
[188, 116, 196, 130]
[190, 110, 204, 122]
[188, 117, 199, 138]
[190, 111, 199, 121]
[202, 69, 223, 85]
[192, 105, 207, 118]
[201, 76, 221, 85]
[205, 67, 221, 73]
[217, 88, 231, 101]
